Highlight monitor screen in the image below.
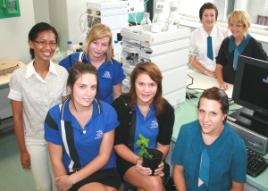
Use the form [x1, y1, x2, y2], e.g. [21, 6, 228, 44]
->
[232, 55, 268, 118]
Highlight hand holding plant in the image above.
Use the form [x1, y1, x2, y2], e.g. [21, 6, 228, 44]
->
[136, 134, 163, 176]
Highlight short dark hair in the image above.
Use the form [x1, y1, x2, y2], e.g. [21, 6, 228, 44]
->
[199, 2, 218, 21]
[197, 87, 229, 121]
[28, 22, 59, 59]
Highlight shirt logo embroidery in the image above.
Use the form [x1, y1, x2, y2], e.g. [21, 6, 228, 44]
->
[102, 71, 111, 79]
[94, 130, 103, 140]
[150, 120, 158, 129]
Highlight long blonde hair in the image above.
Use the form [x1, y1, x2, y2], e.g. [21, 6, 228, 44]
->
[85, 23, 113, 61]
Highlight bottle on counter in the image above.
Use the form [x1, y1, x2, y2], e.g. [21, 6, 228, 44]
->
[66, 40, 74, 55]
[76, 42, 84, 52]
[140, 12, 152, 31]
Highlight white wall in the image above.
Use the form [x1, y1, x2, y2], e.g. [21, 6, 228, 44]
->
[48, 0, 87, 49]
[48, 0, 69, 48]
[33, 0, 50, 23]
[66, 0, 88, 45]
[247, 0, 268, 23]
[0, 0, 35, 63]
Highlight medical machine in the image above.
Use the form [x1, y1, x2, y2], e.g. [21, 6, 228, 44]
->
[120, 25, 191, 107]
[87, 0, 128, 41]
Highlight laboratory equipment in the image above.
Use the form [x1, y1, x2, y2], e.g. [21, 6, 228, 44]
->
[151, 0, 180, 32]
[120, 25, 191, 107]
[140, 12, 152, 31]
[87, 0, 128, 41]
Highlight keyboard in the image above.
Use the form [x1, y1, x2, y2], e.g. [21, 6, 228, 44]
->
[247, 147, 268, 177]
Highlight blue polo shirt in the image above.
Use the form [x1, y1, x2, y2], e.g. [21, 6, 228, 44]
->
[44, 98, 119, 173]
[172, 120, 247, 191]
[134, 105, 159, 155]
[59, 52, 125, 104]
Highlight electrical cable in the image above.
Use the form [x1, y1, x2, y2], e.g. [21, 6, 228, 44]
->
[187, 74, 234, 103]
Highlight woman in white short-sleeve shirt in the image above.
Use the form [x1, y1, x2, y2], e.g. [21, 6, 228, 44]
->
[189, 2, 226, 77]
[8, 22, 68, 191]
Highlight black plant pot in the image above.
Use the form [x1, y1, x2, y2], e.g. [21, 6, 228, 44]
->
[142, 148, 163, 176]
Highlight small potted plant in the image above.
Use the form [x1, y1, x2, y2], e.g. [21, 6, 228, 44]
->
[136, 134, 163, 175]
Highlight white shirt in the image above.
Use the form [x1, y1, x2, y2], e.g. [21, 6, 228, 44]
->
[8, 60, 68, 140]
[190, 25, 226, 71]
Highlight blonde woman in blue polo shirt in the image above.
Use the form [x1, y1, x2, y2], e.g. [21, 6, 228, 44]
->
[45, 63, 121, 191]
[60, 23, 125, 104]
[8, 22, 68, 191]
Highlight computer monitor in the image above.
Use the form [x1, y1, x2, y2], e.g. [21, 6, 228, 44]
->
[232, 55, 268, 125]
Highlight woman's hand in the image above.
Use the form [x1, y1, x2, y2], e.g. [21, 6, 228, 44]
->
[21, 150, 31, 169]
[135, 158, 152, 176]
[206, 70, 216, 78]
[55, 175, 74, 191]
[219, 82, 228, 90]
[154, 161, 164, 176]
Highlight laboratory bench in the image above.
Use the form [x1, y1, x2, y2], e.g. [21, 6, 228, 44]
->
[0, 61, 24, 131]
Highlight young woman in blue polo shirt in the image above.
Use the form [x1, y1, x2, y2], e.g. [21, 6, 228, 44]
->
[112, 62, 175, 191]
[60, 23, 125, 104]
[45, 63, 121, 191]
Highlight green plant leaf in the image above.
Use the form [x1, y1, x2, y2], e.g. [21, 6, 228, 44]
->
[136, 134, 152, 159]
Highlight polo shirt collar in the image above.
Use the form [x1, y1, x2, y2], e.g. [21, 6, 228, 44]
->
[134, 104, 155, 119]
[25, 60, 58, 78]
[63, 98, 100, 121]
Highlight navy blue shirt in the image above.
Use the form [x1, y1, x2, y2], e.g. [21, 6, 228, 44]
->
[60, 52, 125, 104]
[172, 120, 247, 191]
[44, 99, 119, 172]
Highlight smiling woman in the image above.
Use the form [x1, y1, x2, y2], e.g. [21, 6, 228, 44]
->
[59, 23, 125, 104]
[215, 10, 267, 90]
[112, 62, 175, 191]
[8, 22, 68, 191]
[172, 87, 247, 191]
[44, 62, 121, 191]
[188, 2, 226, 77]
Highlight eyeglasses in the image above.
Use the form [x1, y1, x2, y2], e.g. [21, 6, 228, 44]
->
[34, 40, 57, 47]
